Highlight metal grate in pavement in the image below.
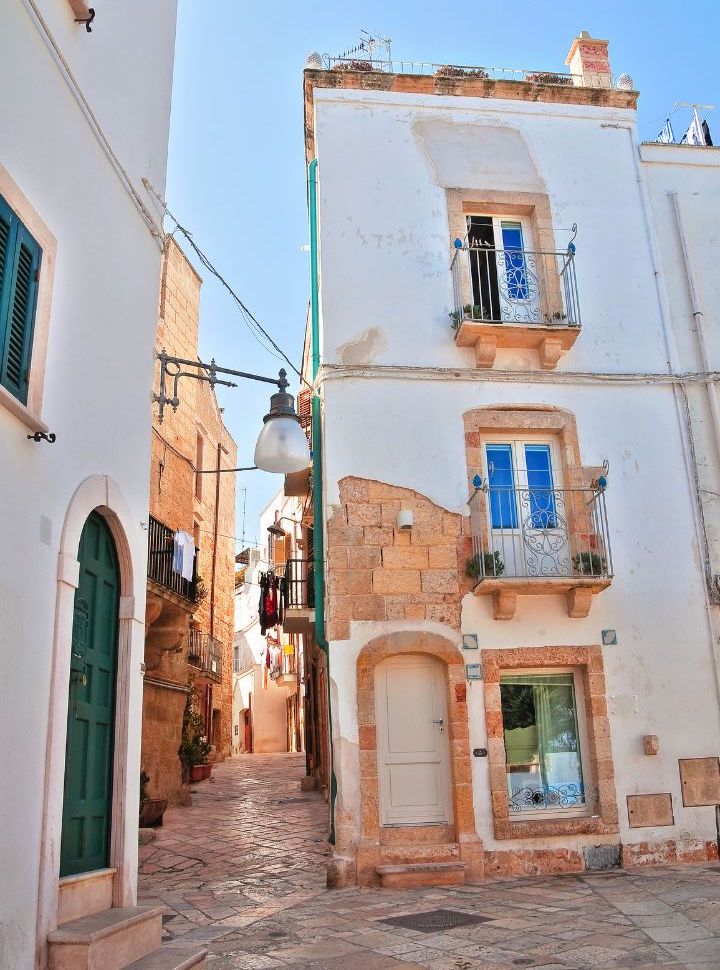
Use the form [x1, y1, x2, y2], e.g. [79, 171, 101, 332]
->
[380, 908, 492, 933]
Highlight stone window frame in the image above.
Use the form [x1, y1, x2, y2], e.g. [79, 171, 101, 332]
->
[0, 163, 56, 433]
[482, 646, 619, 840]
[447, 188, 565, 325]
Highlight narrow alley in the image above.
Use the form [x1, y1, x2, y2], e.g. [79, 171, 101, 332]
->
[139, 756, 720, 970]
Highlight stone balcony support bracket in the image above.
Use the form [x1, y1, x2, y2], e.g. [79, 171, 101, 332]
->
[456, 321, 580, 370]
[475, 576, 611, 620]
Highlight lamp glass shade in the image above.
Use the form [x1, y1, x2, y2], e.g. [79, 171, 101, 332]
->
[254, 416, 310, 473]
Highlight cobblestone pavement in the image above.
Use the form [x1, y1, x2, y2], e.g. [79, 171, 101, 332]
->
[139, 754, 720, 969]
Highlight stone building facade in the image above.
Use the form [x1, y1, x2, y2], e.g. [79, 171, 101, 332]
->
[302, 32, 720, 889]
[142, 238, 237, 805]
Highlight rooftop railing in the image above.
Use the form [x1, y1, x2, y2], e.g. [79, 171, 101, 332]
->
[451, 244, 580, 329]
[468, 484, 612, 581]
[321, 58, 613, 89]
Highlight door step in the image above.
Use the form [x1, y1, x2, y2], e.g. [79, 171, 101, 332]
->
[125, 945, 208, 969]
[376, 861, 466, 889]
[48, 905, 163, 970]
[380, 842, 461, 866]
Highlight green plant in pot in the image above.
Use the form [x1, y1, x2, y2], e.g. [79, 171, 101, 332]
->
[179, 687, 212, 783]
[572, 551, 606, 576]
[467, 551, 504, 579]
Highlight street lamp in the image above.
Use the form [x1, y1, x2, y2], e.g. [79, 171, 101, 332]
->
[153, 352, 311, 475]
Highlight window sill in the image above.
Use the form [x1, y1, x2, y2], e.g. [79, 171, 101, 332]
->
[455, 319, 580, 369]
[494, 812, 617, 840]
[0, 383, 48, 435]
[473, 575, 612, 619]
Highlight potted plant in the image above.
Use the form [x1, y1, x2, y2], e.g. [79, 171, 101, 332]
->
[335, 59, 376, 72]
[179, 688, 212, 783]
[526, 71, 572, 86]
[139, 770, 168, 827]
[434, 65, 489, 79]
[467, 551, 504, 579]
[573, 551, 606, 576]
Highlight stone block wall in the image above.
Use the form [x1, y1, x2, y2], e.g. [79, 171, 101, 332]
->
[326, 477, 465, 640]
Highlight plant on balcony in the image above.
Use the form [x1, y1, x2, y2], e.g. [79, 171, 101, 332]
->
[435, 64, 489, 79]
[179, 687, 211, 782]
[572, 551, 607, 576]
[467, 551, 505, 579]
[527, 71, 573, 86]
[449, 304, 487, 328]
[544, 311, 567, 324]
[194, 576, 208, 604]
[335, 59, 376, 72]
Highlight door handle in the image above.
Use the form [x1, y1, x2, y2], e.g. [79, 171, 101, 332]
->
[432, 718, 444, 734]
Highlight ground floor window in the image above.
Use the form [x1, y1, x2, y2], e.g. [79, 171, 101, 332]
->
[500, 671, 586, 815]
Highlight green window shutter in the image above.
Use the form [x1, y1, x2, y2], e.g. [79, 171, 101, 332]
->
[0, 195, 42, 405]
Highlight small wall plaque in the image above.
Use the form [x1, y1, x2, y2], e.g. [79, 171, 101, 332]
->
[602, 629, 617, 646]
[463, 634, 479, 651]
[466, 663, 484, 681]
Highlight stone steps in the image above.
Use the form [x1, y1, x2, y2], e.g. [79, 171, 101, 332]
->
[380, 842, 461, 866]
[125, 945, 208, 969]
[48, 905, 163, 970]
[376, 861, 466, 889]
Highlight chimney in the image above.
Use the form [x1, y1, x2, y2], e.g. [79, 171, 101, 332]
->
[565, 31, 612, 89]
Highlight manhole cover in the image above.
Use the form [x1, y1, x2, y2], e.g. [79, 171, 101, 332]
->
[380, 908, 492, 933]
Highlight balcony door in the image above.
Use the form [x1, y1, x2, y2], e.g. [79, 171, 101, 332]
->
[483, 437, 569, 578]
[467, 215, 541, 324]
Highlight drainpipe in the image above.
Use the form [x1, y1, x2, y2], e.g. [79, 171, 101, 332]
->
[670, 192, 720, 459]
[309, 157, 336, 844]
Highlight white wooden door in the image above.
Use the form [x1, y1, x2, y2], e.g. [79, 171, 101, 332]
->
[375, 655, 452, 826]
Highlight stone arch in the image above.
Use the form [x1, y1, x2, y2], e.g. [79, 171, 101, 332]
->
[36, 476, 146, 962]
[354, 630, 483, 885]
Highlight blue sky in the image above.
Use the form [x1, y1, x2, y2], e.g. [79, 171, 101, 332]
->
[166, 0, 719, 552]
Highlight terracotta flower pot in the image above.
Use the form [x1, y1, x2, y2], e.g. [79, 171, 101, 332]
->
[202, 763, 212, 779]
[139, 797, 168, 827]
[189, 764, 204, 783]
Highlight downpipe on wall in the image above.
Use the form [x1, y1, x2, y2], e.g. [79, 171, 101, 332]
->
[607, 121, 720, 716]
[309, 157, 336, 845]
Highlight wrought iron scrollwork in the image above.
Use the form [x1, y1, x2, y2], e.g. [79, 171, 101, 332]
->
[509, 783, 585, 812]
[518, 487, 570, 576]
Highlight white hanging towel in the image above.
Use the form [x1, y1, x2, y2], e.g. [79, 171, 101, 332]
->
[173, 531, 183, 573]
[180, 532, 196, 582]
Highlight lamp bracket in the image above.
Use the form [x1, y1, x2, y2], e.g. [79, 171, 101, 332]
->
[153, 350, 289, 423]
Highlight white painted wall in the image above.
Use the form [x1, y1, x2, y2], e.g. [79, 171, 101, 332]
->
[0, 2, 177, 965]
[312, 86, 720, 860]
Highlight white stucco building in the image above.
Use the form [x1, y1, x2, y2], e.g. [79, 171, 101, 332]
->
[299, 33, 720, 888]
[0, 2, 205, 968]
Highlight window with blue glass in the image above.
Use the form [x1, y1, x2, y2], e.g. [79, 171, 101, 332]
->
[486, 444, 518, 529]
[524, 444, 557, 528]
[500, 222, 529, 301]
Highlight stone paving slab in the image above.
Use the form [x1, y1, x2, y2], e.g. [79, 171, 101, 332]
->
[139, 754, 720, 969]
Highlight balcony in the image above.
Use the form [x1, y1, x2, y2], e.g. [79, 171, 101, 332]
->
[276, 649, 298, 689]
[283, 558, 315, 634]
[451, 242, 580, 369]
[147, 515, 198, 605]
[188, 630, 223, 682]
[468, 484, 612, 619]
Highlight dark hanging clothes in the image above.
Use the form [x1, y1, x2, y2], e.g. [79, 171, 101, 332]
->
[259, 572, 286, 634]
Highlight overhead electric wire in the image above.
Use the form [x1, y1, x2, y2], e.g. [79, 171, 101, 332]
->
[143, 179, 311, 388]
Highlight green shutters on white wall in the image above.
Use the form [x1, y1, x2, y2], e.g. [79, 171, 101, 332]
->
[0, 195, 42, 405]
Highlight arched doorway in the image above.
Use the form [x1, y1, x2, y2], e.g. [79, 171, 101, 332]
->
[60, 511, 120, 877]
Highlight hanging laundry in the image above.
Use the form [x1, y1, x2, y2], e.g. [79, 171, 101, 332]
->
[172, 530, 196, 582]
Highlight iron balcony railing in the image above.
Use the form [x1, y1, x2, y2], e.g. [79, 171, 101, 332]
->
[451, 244, 580, 330]
[468, 484, 612, 581]
[188, 630, 223, 682]
[285, 558, 315, 609]
[322, 58, 613, 89]
[147, 515, 198, 602]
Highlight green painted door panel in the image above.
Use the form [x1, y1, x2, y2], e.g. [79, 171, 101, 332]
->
[60, 512, 120, 877]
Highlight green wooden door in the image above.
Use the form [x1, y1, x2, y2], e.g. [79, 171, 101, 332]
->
[60, 511, 120, 877]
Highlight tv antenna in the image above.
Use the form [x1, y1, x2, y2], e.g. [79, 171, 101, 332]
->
[332, 30, 392, 66]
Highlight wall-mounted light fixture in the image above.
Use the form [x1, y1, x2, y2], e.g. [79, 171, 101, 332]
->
[397, 509, 414, 530]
